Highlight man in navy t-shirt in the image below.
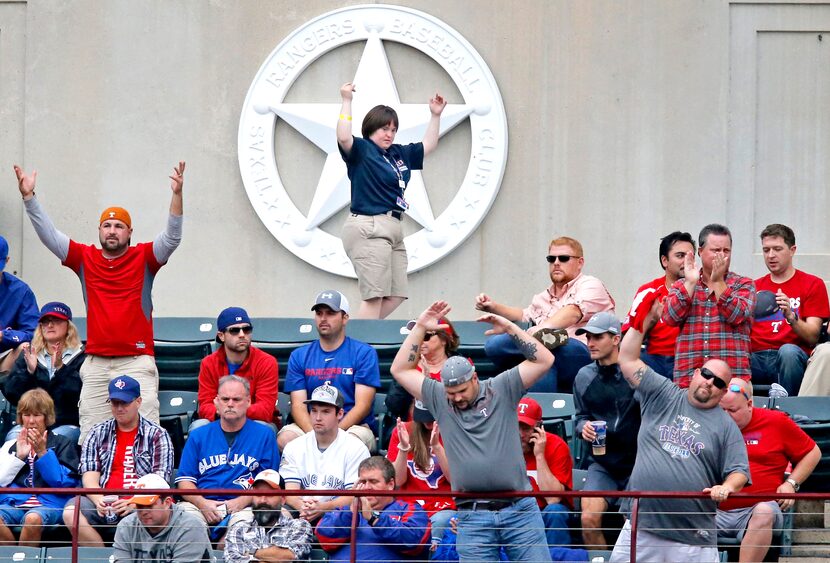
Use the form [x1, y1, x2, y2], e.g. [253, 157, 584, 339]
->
[278, 290, 380, 452]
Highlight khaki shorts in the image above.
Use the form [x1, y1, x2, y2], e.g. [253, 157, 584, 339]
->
[79, 354, 160, 443]
[177, 502, 253, 529]
[278, 422, 376, 453]
[342, 213, 407, 300]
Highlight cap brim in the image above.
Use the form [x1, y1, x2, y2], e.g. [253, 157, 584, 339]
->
[517, 415, 540, 427]
[39, 313, 70, 322]
[413, 409, 434, 423]
[109, 392, 138, 402]
[303, 399, 342, 408]
[129, 495, 159, 506]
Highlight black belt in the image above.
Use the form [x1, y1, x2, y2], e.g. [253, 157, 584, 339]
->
[351, 210, 402, 220]
[456, 498, 520, 511]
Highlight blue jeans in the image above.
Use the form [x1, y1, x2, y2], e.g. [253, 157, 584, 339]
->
[457, 496, 552, 562]
[485, 334, 590, 393]
[640, 353, 674, 380]
[751, 345, 809, 395]
[0, 505, 63, 526]
[541, 503, 571, 547]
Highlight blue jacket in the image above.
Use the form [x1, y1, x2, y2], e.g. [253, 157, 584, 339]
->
[0, 272, 38, 353]
[0, 432, 80, 509]
[316, 498, 429, 561]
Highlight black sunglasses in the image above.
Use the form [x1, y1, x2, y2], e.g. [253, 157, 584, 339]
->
[424, 331, 438, 341]
[546, 254, 578, 264]
[225, 325, 253, 336]
[700, 367, 727, 390]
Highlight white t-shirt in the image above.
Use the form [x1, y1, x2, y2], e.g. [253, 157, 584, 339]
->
[279, 428, 370, 500]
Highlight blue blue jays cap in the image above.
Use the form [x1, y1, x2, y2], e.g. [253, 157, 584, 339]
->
[217, 307, 252, 332]
[109, 375, 141, 402]
[0, 235, 8, 270]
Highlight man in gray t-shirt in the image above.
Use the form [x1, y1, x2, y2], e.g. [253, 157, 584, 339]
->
[609, 299, 750, 563]
[391, 300, 556, 563]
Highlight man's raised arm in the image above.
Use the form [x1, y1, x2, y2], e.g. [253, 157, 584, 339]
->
[13, 165, 70, 261]
[390, 301, 452, 400]
[619, 299, 663, 389]
[477, 312, 553, 389]
[154, 161, 185, 264]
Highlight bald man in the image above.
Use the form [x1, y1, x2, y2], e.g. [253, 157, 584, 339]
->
[718, 378, 820, 562]
[609, 300, 750, 563]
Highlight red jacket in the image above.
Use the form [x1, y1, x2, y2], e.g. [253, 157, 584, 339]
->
[197, 345, 279, 422]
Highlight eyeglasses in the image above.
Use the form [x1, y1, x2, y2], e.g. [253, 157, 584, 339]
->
[225, 326, 253, 336]
[546, 255, 579, 264]
[40, 317, 66, 325]
[699, 367, 728, 390]
[728, 383, 750, 400]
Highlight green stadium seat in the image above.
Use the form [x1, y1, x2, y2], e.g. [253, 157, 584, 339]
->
[0, 547, 42, 561]
[158, 390, 198, 466]
[45, 546, 111, 563]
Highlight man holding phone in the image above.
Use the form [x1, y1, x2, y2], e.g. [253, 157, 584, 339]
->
[517, 397, 573, 547]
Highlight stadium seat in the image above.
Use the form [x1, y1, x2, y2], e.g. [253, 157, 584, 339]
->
[45, 546, 112, 563]
[0, 391, 13, 439]
[344, 320, 409, 392]
[373, 392, 388, 455]
[752, 396, 770, 409]
[772, 397, 830, 492]
[309, 548, 328, 562]
[155, 341, 212, 392]
[251, 318, 319, 383]
[278, 391, 291, 423]
[0, 547, 43, 561]
[212, 549, 224, 563]
[773, 396, 830, 423]
[587, 549, 612, 562]
[158, 390, 198, 466]
[526, 392, 576, 443]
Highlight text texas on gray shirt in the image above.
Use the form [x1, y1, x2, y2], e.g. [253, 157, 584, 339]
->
[421, 367, 530, 493]
[623, 367, 750, 546]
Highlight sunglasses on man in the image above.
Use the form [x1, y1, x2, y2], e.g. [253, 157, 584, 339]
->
[225, 325, 253, 336]
[546, 255, 579, 264]
[699, 367, 727, 390]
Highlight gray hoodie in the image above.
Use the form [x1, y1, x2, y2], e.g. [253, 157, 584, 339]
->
[113, 504, 213, 563]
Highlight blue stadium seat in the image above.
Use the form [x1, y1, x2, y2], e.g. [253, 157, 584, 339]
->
[0, 547, 42, 561]
[45, 546, 112, 563]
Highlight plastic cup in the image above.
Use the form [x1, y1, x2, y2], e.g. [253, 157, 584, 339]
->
[592, 420, 607, 456]
[102, 494, 119, 524]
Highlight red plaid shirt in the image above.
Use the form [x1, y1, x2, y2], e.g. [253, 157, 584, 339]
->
[662, 271, 756, 387]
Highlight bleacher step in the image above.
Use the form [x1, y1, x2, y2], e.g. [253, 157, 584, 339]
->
[780, 558, 830, 562]
[825, 499, 830, 528]
[793, 529, 830, 544]
[794, 500, 825, 528]
[788, 545, 830, 558]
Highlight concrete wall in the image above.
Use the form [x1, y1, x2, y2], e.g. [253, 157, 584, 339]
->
[3, 0, 828, 320]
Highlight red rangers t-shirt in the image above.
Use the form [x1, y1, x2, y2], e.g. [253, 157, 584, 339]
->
[720, 408, 815, 511]
[387, 424, 455, 516]
[63, 241, 163, 356]
[751, 270, 830, 354]
[623, 276, 679, 356]
[104, 426, 140, 498]
[523, 432, 574, 509]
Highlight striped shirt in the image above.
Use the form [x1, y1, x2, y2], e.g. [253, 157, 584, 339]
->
[80, 416, 173, 486]
[663, 271, 756, 387]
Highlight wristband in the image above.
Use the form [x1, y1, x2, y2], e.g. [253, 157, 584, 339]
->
[397, 444, 412, 452]
[339, 114, 352, 121]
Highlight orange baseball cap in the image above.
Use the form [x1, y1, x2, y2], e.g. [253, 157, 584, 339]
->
[99, 207, 132, 228]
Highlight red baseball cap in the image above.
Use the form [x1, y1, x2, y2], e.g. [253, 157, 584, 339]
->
[517, 397, 542, 427]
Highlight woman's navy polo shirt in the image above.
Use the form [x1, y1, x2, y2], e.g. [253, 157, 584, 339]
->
[339, 136, 424, 215]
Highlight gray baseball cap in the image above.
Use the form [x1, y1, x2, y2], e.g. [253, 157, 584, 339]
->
[575, 312, 621, 336]
[311, 290, 350, 314]
[303, 381, 345, 409]
[441, 356, 475, 387]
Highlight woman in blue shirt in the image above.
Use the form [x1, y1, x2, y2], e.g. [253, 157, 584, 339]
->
[337, 82, 446, 319]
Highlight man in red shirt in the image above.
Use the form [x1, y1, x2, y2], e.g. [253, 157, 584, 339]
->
[663, 224, 756, 387]
[517, 396, 573, 547]
[14, 162, 185, 441]
[194, 307, 279, 431]
[718, 378, 820, 562]
[750, 224, 830, 395]
[623, 231, 695, 378]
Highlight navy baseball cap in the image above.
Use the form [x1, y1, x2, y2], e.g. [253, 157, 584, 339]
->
[412, 399, 435, 423]
[311, 290, 350, 314]
[39, 302, 72, 322]
[109, 375, 141, 402]
[754, 290, 780, 319]
[217, 307, 252, 332]
[0, 235, 8, 270]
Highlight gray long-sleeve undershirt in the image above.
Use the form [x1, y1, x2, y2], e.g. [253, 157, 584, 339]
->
[23, 196, 182, 263]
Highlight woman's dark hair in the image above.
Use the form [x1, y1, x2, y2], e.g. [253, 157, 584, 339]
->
[361, 105, 399, 139]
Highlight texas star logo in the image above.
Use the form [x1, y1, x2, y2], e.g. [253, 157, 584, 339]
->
[238, 4, 507, 277]
[114, 379, 126, 389]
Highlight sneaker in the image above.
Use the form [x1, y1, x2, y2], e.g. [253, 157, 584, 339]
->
[534, 328, 569, 351]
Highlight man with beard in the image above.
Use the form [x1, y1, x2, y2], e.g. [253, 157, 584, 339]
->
[13, 162, 186, 440]
[224, 469, 313, 563]
[194, 307, 279, 431]
[279, 290, 380, 452]
[622, 231, 696, 378]
[113, 473, 211, 563]
[610, 301, 750, 563]
[476, 236, 615, 393]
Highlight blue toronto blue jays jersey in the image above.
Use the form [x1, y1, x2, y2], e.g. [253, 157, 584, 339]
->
[175, 419, 279, 500]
